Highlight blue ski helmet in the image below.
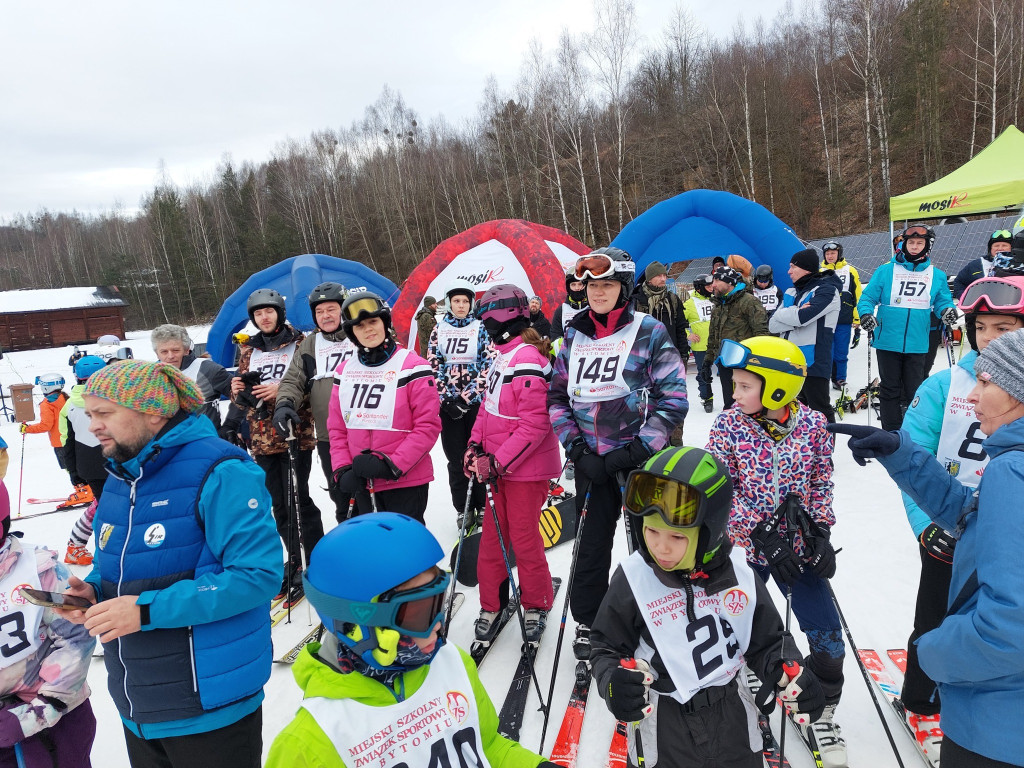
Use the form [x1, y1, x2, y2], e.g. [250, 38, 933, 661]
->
[303, 512, 449, 670]
[73, 355, 107, 383]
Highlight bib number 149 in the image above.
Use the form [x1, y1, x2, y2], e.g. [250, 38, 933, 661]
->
[575, 355, 621, 384]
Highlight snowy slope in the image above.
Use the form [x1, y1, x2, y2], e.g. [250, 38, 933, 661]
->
[0, 328, 948, 766]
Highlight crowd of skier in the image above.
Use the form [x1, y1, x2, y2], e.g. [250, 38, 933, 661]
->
[3, 223, 1024, 768]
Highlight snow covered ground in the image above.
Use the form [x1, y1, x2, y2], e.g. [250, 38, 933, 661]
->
[0, 327, 951, 766]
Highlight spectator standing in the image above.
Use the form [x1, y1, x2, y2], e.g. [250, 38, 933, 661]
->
[416, 295, 438, 356]
[820, 241, 863, 390]
[527, 296, 552, 339]
[151, 325, 235, 428]
[703, 266, 769, 410]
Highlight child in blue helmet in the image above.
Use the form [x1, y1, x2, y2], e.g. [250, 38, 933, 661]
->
[267, 512, 556, 768]
[21, 372, 69, 473]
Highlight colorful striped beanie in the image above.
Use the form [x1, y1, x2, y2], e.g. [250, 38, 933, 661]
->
[84, 360, 205, 417]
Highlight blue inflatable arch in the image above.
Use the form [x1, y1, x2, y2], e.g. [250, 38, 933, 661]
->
[611, 189, 805, 291]
[206, 253, 400, 367]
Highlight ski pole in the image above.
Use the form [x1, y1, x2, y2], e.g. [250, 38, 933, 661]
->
[445, 479, 475, 636]
[866, 330, 874, 429]
[284, 426, 310, 625]
[620, 658, 646, 767]
[826, 581, 906, 767]
[616, 471, 637, 555]
[368, 478, 378, 513]
[538, 488, 590, 754]
[779, 586, 793, 765]
[483, 481, 549, 720]
[942, 326, 955, 369]
[17, 432, 25, 519]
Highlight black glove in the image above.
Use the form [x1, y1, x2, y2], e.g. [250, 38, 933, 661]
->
[850, 327, 862, 348]
[352, 452, 402, 480]
[440, 398, 472, 420]
[941, 307, 959, 327]
[804, 525, 837, 579]
[603, 438, 652, 476]
[859, 314, 876, 332]
[920, 523, 956, 564]
[605, 662, 654, 722]
[272, 403, 300, 437]
[700, 356, 713, 381]
[827, 423, 901, 466]
[750, 517, 803, 585]
[218, 419, 241, 445]
[776, 662, 826, 725]
[333, 467, 363, 494]
[568, 440, 609, 484]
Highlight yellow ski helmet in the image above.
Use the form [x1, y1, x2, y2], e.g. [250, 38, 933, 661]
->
[717, 336, 807, 409]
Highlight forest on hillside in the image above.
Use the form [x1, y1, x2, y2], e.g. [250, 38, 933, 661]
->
[2, 0, 1023, 329]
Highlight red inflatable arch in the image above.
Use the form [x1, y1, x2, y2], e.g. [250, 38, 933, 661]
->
[393, 219, 591, 350]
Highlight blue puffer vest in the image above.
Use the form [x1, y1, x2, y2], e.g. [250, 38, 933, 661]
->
[96, 428, 271, 724]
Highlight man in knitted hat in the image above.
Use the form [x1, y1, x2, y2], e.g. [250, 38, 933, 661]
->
[59, 360, 279, 768]
[770, 248, 843, 422]
[703, 265, 769, 409]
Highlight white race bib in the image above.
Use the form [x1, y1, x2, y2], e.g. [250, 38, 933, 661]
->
[835, 265, 852, 293]
[983, 259, 996, 278]
[436, 321, 481, 366]
[303, 643, 492, 768]
[314, 334, 356, 380]
[181, 357, 204, 382]
[0, 549, 45, 668]
[560, 304, 583, 333]
[621, 548, 757, 705]
[888, 264, 934, 310]
[336, 350, 410, 431]
[693, 296, 714, 323]
[567, 316, 644, 404]
[754, 287, 779, 313]
[483, 344, 550, 420]
[249, 342, 297, 384]
[936, 364, 988, 486]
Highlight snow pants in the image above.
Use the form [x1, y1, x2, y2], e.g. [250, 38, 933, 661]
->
[316, 440, 352, 522]
[354, 482, 429, 523]
[831, 323, 852, 382]
[903, 542, 952, 715]
[123, 705, 262, 768]
[798, 376, 836, 424]
[569, 472, 623, 626]
[255, 450, 324, 572]
[0, 699, 95, 768]
[478, 478, 554, 613]
[718, 366, 735, 409]
[943, 737, 1022, 768]
[875, 349, 928, 431]
[692, 350, 713, 402]
[440, 404, 485, 515]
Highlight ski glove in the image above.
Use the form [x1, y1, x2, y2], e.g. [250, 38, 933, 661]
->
[604, 437, 652, 476]
[750, 518, 803, 585]
[333, 467, 363, 494]
[352, 452, 402, 480]
[941, 307, 959, 327]
[776, 662, 826, 725]
[700, 356, 714, 382]
[920, 523, 956, 564]
[850, 327, 862, 348]
[827, 423, 901, 466]
[804, 525, 837, 579]
[470, 453, 503, 482]
[568, 440, 608, 485]
[218, 420, 241, 446]
[441, 397, 472, 421]
[463, 443, 484, 478]
[272, 403, 300, 438]
[859, 314, 877, 332]
[605, 660, 654, 722]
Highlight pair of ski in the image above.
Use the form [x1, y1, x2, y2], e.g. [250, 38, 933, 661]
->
[858, 648, 942, 768]
[547, 662, 633, 768]
[17, 497, 89, 519]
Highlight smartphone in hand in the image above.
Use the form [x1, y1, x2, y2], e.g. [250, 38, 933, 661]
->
[19, 588, 92, 610]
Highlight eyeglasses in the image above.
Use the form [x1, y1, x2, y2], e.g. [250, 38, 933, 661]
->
[992, 230, 1013, 239]
[715, 338, 806, 376]
[623, 471, 704, 528]
[574, 254, 616, 280]
[343, 297, 385, 323]
[958, 278, 1024, 314]
[304, 568, 450, 638]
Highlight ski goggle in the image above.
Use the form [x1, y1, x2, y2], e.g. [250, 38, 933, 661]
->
[715, 338, 806, 376]
[623, 471, 704, 528]
[958, 278, 1024, 314]
[903, 225, 930, 239]
[574, 254, 634, 281]
[343, 297, 387, 324]
[305, 567, 450, 638]
[822, 242, 840, 252]
[991, 230, 1013, 239]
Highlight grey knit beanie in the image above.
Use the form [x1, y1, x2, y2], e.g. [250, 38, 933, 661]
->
[975, 328, 1024, 403]
[645, 261, 668, 281]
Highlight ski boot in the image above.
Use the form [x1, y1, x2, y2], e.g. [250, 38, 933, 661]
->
[283, 580, 305, 610]
[565, 461, 575, 481]
[58, 484, 94, 509]
[524, 609, 547, 646]
[831, 378, 846, 391]
[474, 610, 502, 644]
[572, 624, 591, 660]
[457, 507, 480, 531]
[702, 397, 714, 414]
[905, 708, 943, 764]
[801, 704, 847, 768]
[64, 544, 93, 566]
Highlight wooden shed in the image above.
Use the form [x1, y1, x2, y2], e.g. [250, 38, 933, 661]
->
[0, 286, 128, 351]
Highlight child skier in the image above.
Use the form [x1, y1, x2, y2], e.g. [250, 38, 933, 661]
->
[683, 274, 715, 412]
[465, 284, 560, 645]
[590, 446, 825, 768]
[705, 336, 847, 767]
[21, 374, 83, 500]
[266, 512, 559, 768]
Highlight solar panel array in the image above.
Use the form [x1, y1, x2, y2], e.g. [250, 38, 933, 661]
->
[668, 215, 1018, 288]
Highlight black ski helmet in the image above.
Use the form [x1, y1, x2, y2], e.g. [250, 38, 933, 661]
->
[822, 240, 843, 263]
[247, 288, 286, 330]
[754, 264, 774, 287]
[692, 274, 713, 297]
[564, 271, 587, 305]
[623, 446, 734, 571]
[340, 291, 392, 347]
[901, 224, 935, 263]
[987, 229, 1014, 259]
[308, 282, 347, 312]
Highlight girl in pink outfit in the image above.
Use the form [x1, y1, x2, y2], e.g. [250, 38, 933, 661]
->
[327, 293, 441, 522]
[466, 284, 561, 645]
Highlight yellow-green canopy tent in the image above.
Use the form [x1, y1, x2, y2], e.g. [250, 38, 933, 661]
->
[889, 125, 1024, 222]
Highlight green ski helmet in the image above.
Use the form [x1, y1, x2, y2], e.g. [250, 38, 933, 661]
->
[623, 446, 734, 570]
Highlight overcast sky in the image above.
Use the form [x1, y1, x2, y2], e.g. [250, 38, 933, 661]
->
[1, 0, 788, 222]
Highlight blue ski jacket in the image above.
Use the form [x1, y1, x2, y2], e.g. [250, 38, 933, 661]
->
[900, 350, 979, 536]
[878, 417, 1024, 764]
[856, 255, 954, 354]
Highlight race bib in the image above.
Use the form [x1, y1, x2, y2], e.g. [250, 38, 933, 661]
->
[888, 264, 933, 310]
[436, 321, 480, 366]
[835, 265, 852, 293]
[314, 334, 356, 379]
[693, 296, 714, 323]
[560, 304, 583, 333]
[567, 316, 644, 404]
[249, 342, 297, 384]
[936, 364, 988, 486]
[484, 344, 532, 419]
[754, 287, 779, 312]
[0, 549, 45, 668]
[336, 350, 409, 431]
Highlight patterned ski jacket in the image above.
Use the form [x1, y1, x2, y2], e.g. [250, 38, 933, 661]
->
[0, 538, 94, 745]
[427, 313, 494, 407]
[706, 403, 836, 567]
[547, 306, 688, 455]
